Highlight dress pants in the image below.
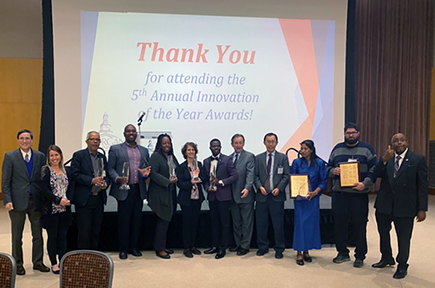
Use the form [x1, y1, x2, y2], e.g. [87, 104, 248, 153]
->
[375, 211, 414, 267]
[9, 195, 44, 267]
[332, 191, 368, 260]
[117, 185, 142, 253]
[45, 212, 69, 265]
[209, 199, 232, 250]
[180, 200, 201, 249]
[255, 195, 285, 253]
[75, 194, 104, 249]
[230, 202, 254, 249]
[154, 217, 170, 251]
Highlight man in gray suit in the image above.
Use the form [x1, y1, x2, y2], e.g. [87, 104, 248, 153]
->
[108, 124, 150, 260]
[254, 132, 289, 259]
[229, 134, 255, 256]
[1, 129, 50, 275]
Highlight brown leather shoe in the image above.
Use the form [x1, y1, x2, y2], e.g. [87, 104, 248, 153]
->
[33, 263, 50, 272]
[17, 266, 26, 276]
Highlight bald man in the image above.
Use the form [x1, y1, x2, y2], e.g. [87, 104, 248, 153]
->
[372, 133, 428, 279]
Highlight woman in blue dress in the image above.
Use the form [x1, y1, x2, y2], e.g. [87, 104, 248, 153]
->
[290, 140, 327, 265]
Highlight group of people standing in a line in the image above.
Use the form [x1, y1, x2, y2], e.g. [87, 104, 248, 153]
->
[1, 122, 428, 280]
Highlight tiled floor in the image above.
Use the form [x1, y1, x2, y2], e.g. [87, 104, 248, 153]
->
[1, 195, 434, 288]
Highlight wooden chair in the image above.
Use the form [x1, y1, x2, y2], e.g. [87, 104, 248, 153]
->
[60, 250, 114, 288]
[0, 252, 16, 288]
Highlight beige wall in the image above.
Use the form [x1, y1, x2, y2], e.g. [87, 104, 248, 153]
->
[0, 58, 43, 194]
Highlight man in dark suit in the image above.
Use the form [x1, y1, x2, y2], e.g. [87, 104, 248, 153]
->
[203, 138, 238, 259]
[108, 124, 150, 260]
[70, 131, 109, 250]
[254, 132, 289, 259]
[372, 133, 428, 279]
[1, 129, 49, 275]
[229, 134, 255, 256]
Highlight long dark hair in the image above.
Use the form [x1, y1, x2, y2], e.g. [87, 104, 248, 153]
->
[154, 133, 174, 156]
[300, 139, 318, 167]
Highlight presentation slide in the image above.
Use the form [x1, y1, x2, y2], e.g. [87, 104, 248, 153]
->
[81, 12, 335, 162]
[51, 0, 348, 209]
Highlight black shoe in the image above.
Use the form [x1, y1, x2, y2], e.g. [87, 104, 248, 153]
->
[256, 249, 269, 256]
[237, 248, 250, 256]
[131, 249, 142, 257]
[165, 249, 174, 254]
[33, 263, 50, 272]
[204, 247, 218, 254]
[119, 251, 128, 260]
[229, 246, 240, 252]
[296, 259, 304, 266]
[183, 249, 193, 258]
[51, 267, 60, 275]
[275, 251, 283, 259]
[215, 250, 226, 259]
[16, 266, 26, 276]
[303, 253, 312, 263]
[155, 250, 170, 259]
[372, 260, 395, 268]
[393, 267, 408, 279]
[191, 247, 202, 255]
[353, 259, 364, 268]
[332, 254, 350, 263]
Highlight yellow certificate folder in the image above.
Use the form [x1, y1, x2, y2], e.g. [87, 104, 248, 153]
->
[339, 162, 360, 188]
[290, 174, 310, 199]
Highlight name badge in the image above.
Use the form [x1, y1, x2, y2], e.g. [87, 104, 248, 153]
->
[348, 158, 358, 163]
[277, 167, 284, 174]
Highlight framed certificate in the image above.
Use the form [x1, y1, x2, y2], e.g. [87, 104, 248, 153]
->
[339, 162, 360, 187]
[289, 174, 310, 199]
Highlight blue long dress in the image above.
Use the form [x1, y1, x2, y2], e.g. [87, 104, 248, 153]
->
[290, 157, 327, 251]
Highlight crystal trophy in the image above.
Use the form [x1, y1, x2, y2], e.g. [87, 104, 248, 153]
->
[120, 162, 130, 190]
[192, 155, 200, 181]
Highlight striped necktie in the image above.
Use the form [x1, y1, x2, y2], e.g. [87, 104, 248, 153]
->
[393, 156, 401, 178]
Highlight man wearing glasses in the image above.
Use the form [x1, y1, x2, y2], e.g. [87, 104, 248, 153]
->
[71, 131, 109, 250]
[327, 123, 377, 268]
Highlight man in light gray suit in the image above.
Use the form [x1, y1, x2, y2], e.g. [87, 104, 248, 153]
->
[108, 124, 150, 260]
[229, 134, 255, 256]
[254, 132, 289, 259]
[1, 129, 50, 275]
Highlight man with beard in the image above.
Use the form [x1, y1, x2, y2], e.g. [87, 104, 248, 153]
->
[327, 123, 377, 268]
[108, 124, 151, 259]
[371, 133, 427, 279]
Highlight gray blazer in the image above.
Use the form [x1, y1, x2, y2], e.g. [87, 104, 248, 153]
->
[2, 148, 45, 211]
[107, 143, 149, 201]
[229, 150, 255, 204]
[254, 151, 289, 203]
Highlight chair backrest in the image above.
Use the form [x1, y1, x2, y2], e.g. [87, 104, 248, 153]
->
[59, 250, 114, 288]
[0, 252, 16, 288]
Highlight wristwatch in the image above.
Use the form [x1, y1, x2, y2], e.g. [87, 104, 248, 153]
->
[218, 180, 224, 186]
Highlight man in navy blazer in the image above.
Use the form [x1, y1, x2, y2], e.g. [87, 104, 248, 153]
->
[108, 124, 150, 260]
[372, 133, 428, 279]
[229, 133, 255, 256]
[254, 132, 289, 259]
[1, 129, 49, 275]
[70, 131, 109, 250]
[203, 138, 238, 259]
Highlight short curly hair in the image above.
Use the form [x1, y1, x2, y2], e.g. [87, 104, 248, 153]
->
[181, 142, 198, 159]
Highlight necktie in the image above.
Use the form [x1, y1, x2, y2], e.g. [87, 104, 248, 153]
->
[211, 157, 218, 162]
[267, 153, 272, 175]
[233, 153, 239, 166]
[264, 153, 272, 192]
[24, 154, 30, 163]
[393, 156, 401, 178]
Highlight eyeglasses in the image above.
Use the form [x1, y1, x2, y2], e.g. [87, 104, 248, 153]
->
[87, 138, 101, 142]
[345, 131, 358, 135]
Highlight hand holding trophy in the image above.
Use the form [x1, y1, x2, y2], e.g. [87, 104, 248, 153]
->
[208, 165, 217, 192]
[119, 162, 130, 190]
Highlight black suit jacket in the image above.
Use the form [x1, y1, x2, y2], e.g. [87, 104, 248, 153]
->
[373, 150, 428, 218]
[176, 160, 206, 206]
[70, 148, 109, 207]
